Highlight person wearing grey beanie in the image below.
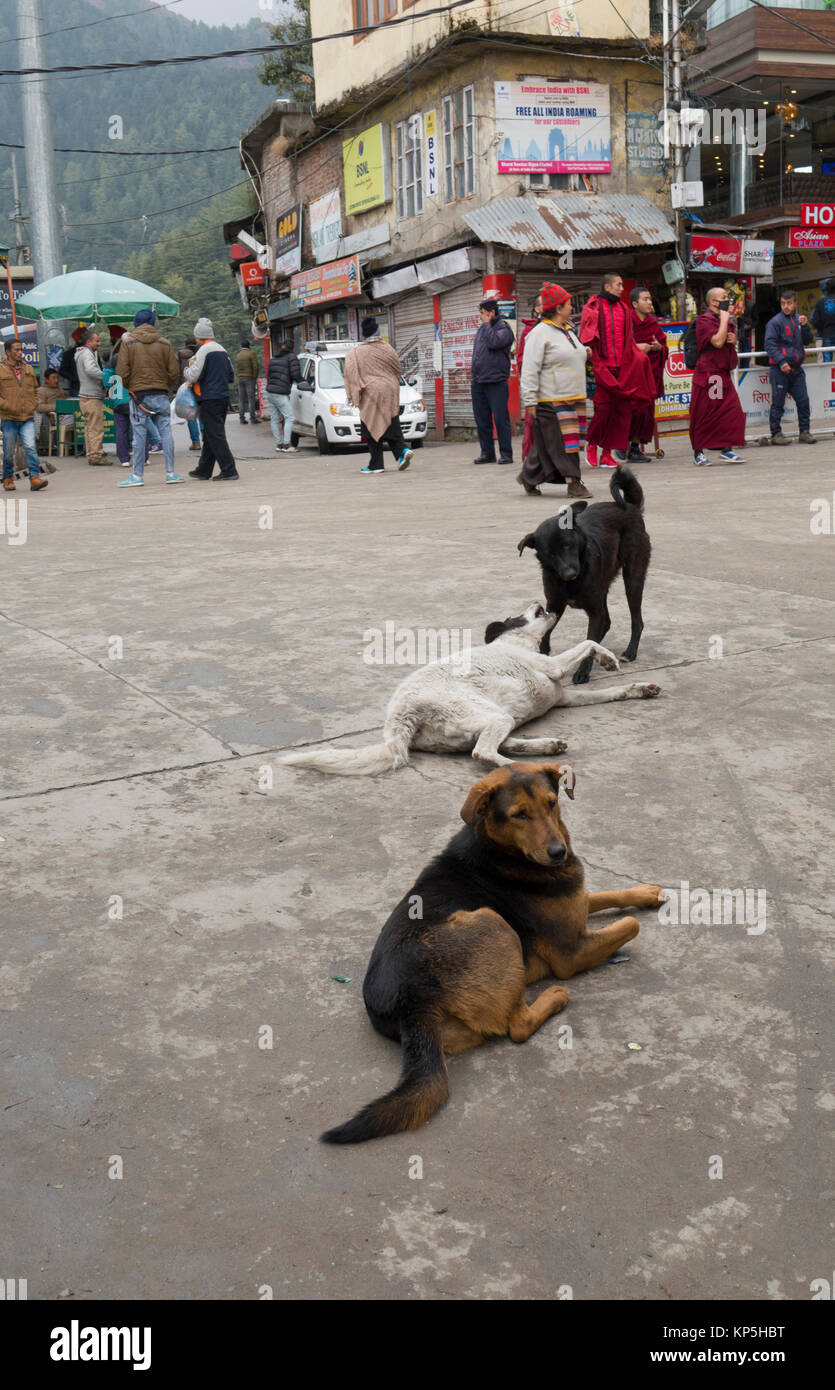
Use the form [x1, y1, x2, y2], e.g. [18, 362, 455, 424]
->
[183, 319, 238, 479]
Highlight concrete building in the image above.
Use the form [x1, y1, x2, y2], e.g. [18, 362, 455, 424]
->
[238, 0, 682, 434]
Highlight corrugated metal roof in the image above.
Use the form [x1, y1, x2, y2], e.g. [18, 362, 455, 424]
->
[462, 195, 675, 253]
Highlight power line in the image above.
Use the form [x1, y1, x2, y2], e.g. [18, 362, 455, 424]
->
[0, 0, 189, 46]
[0, 140, 238, 156]
[0, 0, 479, 78]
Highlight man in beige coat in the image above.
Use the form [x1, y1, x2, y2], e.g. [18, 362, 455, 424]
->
[344, 317, 413, 474]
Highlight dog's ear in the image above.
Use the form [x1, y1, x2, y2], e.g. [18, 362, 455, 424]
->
[460, 774, 503, 824]
[541, 763, 576, 800]
[484, 620, 507, 645]
[517, 533, 537, 557]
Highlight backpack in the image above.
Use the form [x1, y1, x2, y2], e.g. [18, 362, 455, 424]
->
[683, 321, 699, 370]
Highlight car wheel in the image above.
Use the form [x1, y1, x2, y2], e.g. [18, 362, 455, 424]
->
[290, 431, 300, 448]
[315, 418, 332, 455]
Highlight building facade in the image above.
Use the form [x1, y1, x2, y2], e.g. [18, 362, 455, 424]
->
[237, 0, 682, 434]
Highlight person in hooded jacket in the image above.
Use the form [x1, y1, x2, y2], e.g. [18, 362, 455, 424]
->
[265, 341, 301, 452]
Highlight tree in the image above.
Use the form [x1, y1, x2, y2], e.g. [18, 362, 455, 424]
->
[259, 0, 313, 103]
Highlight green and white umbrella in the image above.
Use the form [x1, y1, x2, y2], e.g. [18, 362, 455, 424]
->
[14, 268, 179, 323]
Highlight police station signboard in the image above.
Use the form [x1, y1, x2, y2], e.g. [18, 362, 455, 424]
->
[274, 203, 302, 277]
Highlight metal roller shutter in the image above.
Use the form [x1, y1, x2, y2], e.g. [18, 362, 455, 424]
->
[515, 266, 596, 319]
[440, 281, 483, 429]
[393, 293, 437, 429]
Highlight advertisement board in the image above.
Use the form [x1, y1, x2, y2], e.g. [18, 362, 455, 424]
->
[424, 110, 439, 198]
[289, 254, 361, 310]
[240, 262, 266, 286]
[274, 203, 302, 277]
[688, 234, 773, 277]
[736, 360, 835, 431]
[342, 123, 391, 216]
[654, 321, 692, 422]
[789, 227, 835, 250]
[310, 190, 342, 260]
[494, 80, 611, 174]
[801, 203, 835, 227]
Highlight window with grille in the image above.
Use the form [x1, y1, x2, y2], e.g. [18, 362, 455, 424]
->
[442, 85, 475, 202]
[396, 115, 424, 219]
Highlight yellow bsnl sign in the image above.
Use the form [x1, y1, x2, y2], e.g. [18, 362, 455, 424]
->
[342, 122, 392, 217]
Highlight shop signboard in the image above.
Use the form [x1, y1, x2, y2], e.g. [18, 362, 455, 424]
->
[424, 111, 439, 198]
[342, 123, 392, 216]
[310, 190, 343, 260]
[740, 238, 774, 276]
[736, 359, 835, 431]
[789, 226, 835, 250]
[688, 234, 741, 274]
[494, 80, 611, 175]
[274, 203, 302, 277]
[801, 203, 835, 227]
[654, 321, 692, 422]
[240, 261, 266, 286]
[289, 254, 361, 310]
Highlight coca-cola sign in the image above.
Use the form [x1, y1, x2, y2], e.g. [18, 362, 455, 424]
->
[789, 226, 835, 249]
[688, 234, 741, 273]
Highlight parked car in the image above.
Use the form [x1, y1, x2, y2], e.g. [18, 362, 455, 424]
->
[290, 341, 428, 454]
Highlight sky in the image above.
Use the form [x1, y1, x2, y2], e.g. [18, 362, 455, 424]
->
[174, 0, 277, 23]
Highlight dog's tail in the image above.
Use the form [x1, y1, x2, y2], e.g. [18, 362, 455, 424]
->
[321, 1018, 449, 1144]
[610, 465, 644, 512]
[279, 709, 417, 777]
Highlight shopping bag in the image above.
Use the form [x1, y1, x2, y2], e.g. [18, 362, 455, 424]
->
[174, 382, 199, 420]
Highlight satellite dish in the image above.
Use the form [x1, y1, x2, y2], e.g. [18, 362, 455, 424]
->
[251, 313, 269, 341]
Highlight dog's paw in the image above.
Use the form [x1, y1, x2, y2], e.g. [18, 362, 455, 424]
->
[543, 739, 568, 754]
[639, 683, 661, 698]
[545, 984, 570, 1011]
[597, 649, 620, 671]
[634, 883, 664, 910]
[620, 650, 637, 663]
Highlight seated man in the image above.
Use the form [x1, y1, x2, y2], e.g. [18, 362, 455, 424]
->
[35, 367, 67, 455]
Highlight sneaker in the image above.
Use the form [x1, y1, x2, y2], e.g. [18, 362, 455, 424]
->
[798, 431, 818, 445]
[611, 449, 629, 464]
[599, 450, 618, 468]
[213, 471, 240, 480]
[396, 448, 413, 471]
[275, 444, 284, 452]
[627, 446, 651, 463]
[361, 465, 384, 474]
[166, 473, 186, 484]
[585, 443, 598, 467]
[718, 449, 744, 463]
[30, 475, 48, 491]
[118, 472, 144, 487]
[566, 478, 593, 499]
[149, 444, 163, 454]
[282, 444, 297, 453]
[693, 451, 710, 466]
[770, 432, 790, 446]
[120, 459, 132, 468]
[188, 468, 211, 480]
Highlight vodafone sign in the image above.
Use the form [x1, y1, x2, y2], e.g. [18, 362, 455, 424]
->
[801, 203, 835, 227]
[789, 226, 835, 249]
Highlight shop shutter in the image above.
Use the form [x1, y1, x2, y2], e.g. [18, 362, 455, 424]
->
[440, 281, 483, 429]
[515, 267, 597, 319]
[393, 292, 437, 429]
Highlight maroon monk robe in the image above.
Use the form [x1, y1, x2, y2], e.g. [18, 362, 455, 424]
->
[688, 311, 746, 451]
[629, 310, 668, 445]
[580, 294, 654, 451]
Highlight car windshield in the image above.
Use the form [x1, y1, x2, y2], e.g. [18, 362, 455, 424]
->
[318, 354, 409, 390]
[318, 358, 346, 389]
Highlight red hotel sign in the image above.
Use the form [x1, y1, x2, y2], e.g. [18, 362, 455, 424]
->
[789, 226, 835, 249]
[801, 203, 835, 227]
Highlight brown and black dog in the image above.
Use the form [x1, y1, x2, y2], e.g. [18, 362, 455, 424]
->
[321, 762, 663, 1144]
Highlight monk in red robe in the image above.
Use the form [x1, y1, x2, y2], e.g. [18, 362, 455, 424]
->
[689, 286, 746, 466]
[628, 286, 667, 461]
[580, 271, 655, 468]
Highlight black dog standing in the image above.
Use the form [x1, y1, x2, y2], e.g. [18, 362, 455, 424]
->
[518, 466, 651, 683]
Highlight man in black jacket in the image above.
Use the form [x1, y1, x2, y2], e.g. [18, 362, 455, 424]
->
[810, 277, 835, 363]
[265, 341, 302, 453]
[470, 297, 514, 465]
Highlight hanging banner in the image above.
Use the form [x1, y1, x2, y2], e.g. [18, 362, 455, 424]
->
[654, 321, 692, 422]
[310, 189, 343, 260]
[274, 203, 302, 277]
[495, 80, 611, 175]
[424, 110, 439, 197]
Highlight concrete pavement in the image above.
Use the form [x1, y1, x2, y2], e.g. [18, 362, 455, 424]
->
[2, 417, 833, 1300]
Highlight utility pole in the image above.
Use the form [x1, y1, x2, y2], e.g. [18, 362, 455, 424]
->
[669, 0, 686, 318]
[10, 154, 28, 264]
[17, 0, 65, 362]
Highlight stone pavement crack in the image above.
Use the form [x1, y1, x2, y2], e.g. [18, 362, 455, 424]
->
[0, 606, 240, 759]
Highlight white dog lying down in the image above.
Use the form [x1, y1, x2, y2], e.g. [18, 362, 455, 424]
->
[280, 602, 660, 777]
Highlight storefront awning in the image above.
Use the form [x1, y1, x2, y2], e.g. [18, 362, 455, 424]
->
[461, 195, 675, 253]
[370, 246, 486, 301]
